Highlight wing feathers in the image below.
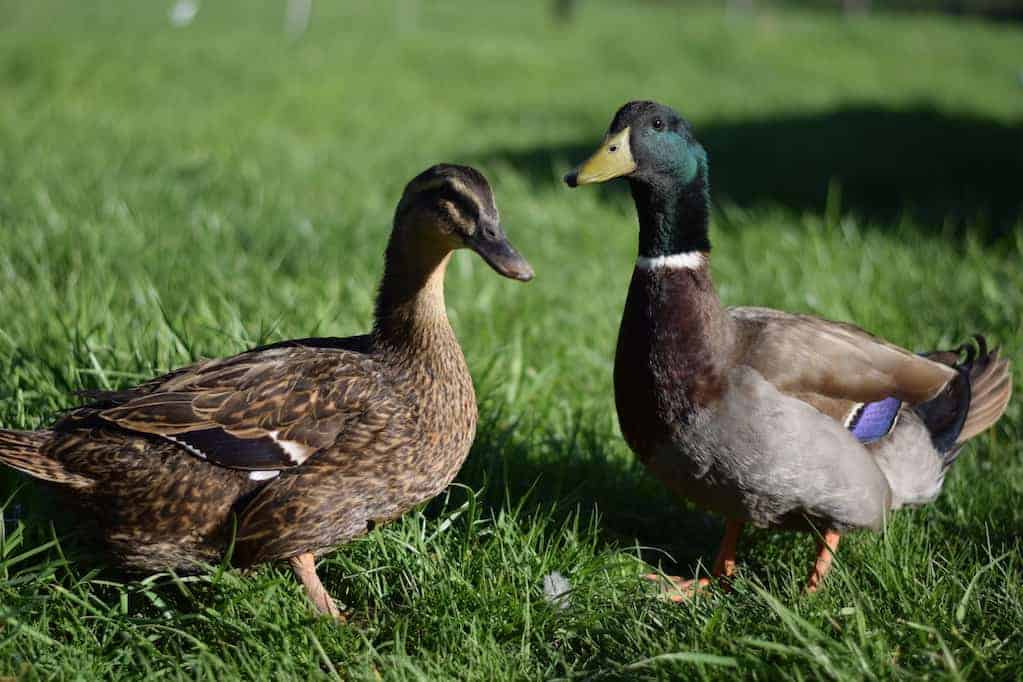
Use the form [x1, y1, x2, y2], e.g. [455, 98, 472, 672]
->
[730, 309, 1012, 447]
[87, 345, 388, 472]
[731, 307, 956, 406]
[167, 428, 310, 469]
[102, 393, 205, 432]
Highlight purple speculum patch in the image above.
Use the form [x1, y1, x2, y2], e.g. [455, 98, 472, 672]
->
[847, 396, 902, 443]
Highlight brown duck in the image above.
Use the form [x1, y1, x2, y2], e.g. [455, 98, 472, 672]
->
[0, 164, 533, 619]
[565, 101, 1012, 596]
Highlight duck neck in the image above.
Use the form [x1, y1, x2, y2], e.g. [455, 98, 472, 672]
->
[616, 159, 732, 418]
[630, 159, 710, 259]
[372, 235, 460, 364]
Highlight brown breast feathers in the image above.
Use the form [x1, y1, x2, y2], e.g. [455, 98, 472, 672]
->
[613, 260, 733, 458]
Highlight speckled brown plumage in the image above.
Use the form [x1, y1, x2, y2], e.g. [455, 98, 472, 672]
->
[0, 164, 532, 617]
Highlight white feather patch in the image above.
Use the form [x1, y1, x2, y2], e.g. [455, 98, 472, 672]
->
[249, 470, 280, 481]
[542, 571, 571, 610]
[843, 403, 865, 429]
[163, 434, 207, 459]
[268, 430, 310, 465]
[636, 252, 706, 271]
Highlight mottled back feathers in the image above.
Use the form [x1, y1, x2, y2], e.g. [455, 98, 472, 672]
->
[71, 347, 397, 472]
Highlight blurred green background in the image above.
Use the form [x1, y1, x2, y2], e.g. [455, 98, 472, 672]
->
[1, 1, 1021, 679]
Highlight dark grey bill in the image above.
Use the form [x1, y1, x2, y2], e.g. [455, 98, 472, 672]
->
[467, 226, 534, 282]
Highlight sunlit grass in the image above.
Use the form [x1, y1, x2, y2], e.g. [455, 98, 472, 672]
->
[1, 0, 1021, 678]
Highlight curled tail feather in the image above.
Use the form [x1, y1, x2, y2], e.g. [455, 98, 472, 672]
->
[916, 336, 1012, 466]
[957, 339, 1012, 444]
[0, 430, 93, 489]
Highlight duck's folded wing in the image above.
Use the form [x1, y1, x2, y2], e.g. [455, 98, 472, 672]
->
[729, 307, 957, 416]
[94, 347, 391, 470]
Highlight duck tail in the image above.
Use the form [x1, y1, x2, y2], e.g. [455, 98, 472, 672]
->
[957, 338, 1012, 445]
[0, 429, 93, 489]
[915, 336, 1012, 468]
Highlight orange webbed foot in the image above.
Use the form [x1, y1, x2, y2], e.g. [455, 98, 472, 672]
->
[644, 519, 744, 602]
[805, 530, 841, 593]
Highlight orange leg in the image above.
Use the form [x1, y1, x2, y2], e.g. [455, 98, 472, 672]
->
[645, 519, 743, 602]
[289, 552, 347, 622]
[805, 530, 841, 593]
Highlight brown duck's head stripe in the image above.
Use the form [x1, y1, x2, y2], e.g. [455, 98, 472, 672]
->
[395, 164, 498, 235]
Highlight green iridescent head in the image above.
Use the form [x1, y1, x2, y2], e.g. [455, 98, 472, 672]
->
[565, 101, 712, 256]
[564, 100, 706, 188]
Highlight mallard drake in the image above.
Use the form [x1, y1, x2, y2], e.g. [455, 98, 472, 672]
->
[565, 101, 1012, 596]
[0, 164, 533, 619]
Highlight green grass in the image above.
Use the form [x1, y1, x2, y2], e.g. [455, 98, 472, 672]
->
[1, 0, 1022, 678]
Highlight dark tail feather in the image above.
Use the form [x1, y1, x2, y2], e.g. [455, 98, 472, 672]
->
[915, 336, 1013, 468]
[958, 341, 1012, 444]
[0, 430, 93, 489]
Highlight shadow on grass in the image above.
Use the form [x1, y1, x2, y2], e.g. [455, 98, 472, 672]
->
[477, 105, 1023, 239]
[444, 410, 728, 577]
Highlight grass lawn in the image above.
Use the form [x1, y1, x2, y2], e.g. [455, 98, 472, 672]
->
[1, 0, 1022, 678]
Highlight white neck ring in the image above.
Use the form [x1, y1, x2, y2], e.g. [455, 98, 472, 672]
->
[635, 252, 706, 270]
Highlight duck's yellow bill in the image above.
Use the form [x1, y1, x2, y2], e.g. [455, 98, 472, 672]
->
[564, 127, 636, 187]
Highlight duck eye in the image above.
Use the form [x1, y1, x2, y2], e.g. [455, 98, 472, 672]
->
[652, 118, 663, 130]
